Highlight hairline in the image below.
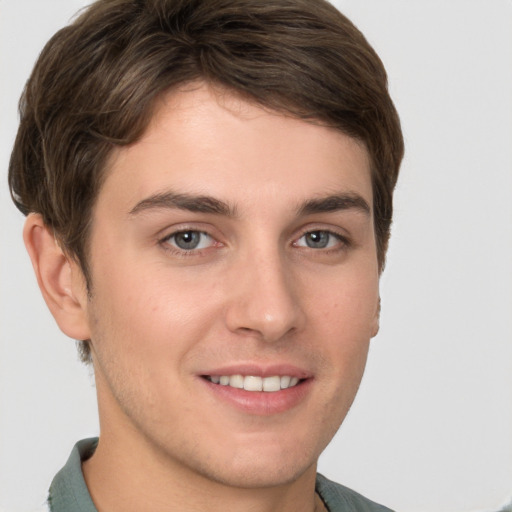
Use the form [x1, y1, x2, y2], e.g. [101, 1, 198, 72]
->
[74, 80, 379, 284]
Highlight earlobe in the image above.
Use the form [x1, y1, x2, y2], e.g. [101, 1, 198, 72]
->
[371, 296, 381, 338]
[23, 214, 91, 341]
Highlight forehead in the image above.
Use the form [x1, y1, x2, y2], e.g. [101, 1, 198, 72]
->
[100, 83, 373, 213]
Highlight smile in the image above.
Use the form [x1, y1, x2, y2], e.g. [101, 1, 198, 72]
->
[204, 375, 301, 392]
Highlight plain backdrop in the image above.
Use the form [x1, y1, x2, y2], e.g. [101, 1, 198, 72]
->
[1, 1, 511, 511]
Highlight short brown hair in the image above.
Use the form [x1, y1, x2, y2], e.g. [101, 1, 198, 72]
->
[9, 0, 404, 362]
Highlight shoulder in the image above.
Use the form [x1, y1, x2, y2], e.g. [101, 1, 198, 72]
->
[316, 473, 394, 512]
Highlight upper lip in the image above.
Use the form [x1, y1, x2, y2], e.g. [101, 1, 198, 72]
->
[199, 363, 312, 379]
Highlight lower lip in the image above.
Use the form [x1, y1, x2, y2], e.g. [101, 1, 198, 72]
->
[200, 377, 313, 416]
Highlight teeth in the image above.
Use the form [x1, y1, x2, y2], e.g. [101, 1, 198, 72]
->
[207, 374, 301, 392]
[263, 376, 281, 392]
[280, 375, 291, 388]
[230, 374, 244, 389]
[244, 375, 263, 391]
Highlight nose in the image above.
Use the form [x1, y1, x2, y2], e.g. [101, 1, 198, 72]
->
[224, 250, 305, 343]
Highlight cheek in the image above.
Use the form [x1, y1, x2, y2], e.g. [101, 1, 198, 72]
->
[310, 270, 378, 336]
[88, 262, 223, 356]
[306, 269, 378, 380]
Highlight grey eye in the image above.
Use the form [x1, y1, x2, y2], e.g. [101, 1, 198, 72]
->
[172, 231, 204, 250]
[304, 231, 331, 248]
[295, 230, 343, 250]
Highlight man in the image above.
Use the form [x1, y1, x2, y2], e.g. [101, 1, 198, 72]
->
[8, 0, 403, 510]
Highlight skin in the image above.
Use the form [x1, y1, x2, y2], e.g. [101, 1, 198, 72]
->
[25, 83, 380, 512]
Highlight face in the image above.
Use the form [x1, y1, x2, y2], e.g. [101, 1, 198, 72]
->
[81, 83, 380, 489]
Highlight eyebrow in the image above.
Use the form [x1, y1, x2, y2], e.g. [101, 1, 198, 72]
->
[129, 191, 237, 217]
[297, 193, 371, 216]
[129, 190, 370, 218]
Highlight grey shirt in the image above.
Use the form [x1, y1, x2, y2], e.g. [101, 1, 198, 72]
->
[47, 438, 394, 512]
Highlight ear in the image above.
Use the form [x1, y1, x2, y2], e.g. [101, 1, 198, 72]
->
[371, 296, 381, 338]
[23, 214, 91, 340]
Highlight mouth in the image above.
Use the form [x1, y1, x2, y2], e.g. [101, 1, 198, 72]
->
[200, 368, 313, 415]
[202, 374, 302, 392]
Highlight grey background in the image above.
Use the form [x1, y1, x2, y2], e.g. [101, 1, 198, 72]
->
[1, 1, 511, 511]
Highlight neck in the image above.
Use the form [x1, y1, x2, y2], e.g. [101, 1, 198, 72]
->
[83, 423, 319, 512]
[83, 367, 324, 512]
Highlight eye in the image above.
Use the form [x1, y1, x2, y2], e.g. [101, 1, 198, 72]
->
[164, 230, 215, 251]
[295, 230, 344, 249]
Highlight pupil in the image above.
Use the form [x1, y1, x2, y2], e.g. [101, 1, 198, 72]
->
[175, 231, 200, 250]
[306, 231, 328, 248]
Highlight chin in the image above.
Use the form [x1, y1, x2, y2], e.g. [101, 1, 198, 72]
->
[198, 455, 317, 490]
[171, 431, 324, 490]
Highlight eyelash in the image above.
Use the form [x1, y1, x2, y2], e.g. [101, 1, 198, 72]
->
[159, 230, 218, 257]
[293, 230, 350, 252]
[158, 228, 350, 257]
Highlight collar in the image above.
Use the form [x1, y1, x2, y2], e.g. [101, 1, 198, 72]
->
[48, 438, 98, 512]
